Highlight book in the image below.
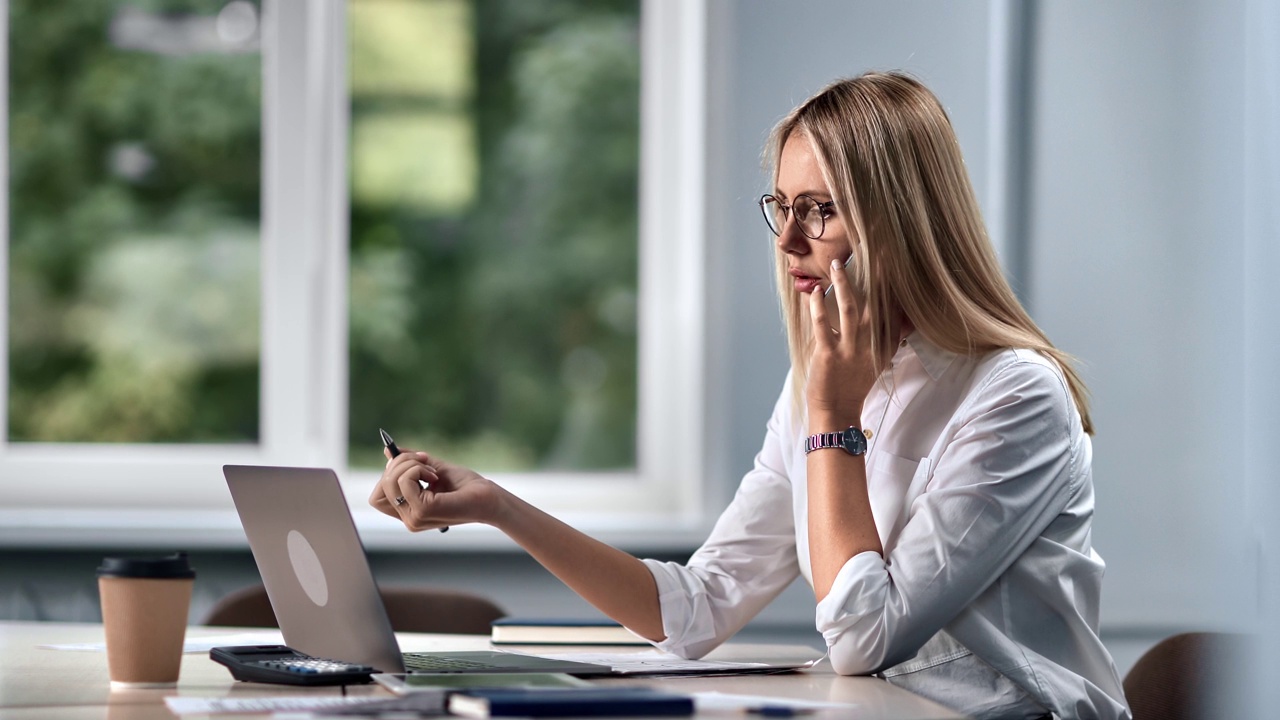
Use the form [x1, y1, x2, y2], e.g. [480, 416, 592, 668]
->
[490, 617, 649, 645]
[447, 686, 694, 718]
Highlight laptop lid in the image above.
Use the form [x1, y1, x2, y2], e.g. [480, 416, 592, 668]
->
[224, 465, 408, 673]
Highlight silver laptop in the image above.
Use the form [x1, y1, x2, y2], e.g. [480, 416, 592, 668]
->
[222, 465, 613, 675]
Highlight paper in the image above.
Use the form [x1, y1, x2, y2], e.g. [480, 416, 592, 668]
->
[527, 649, 773, 674]
[165, 696, 376, 715]
[692, 691, 858, 711]
[41, 631, 285, 654]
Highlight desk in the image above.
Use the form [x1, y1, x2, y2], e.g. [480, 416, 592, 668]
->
[0, 622, 966, 719]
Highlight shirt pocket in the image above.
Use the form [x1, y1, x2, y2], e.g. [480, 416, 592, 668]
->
[867, 452, 929, 549]
[881, 631, 1044, 719]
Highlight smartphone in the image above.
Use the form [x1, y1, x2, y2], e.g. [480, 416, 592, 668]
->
[823, 253, 856, 331]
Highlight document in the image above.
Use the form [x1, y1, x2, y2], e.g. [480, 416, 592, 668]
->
[164, 696, 380, 715]
[41, 631, 285, 654]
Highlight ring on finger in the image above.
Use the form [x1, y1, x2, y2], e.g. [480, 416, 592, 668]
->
[394, 496, 407, 506]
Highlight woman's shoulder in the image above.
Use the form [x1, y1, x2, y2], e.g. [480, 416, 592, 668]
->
[967, 346, 1076, 415]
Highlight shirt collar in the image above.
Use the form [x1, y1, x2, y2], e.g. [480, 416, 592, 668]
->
[903, 330, 957, 382]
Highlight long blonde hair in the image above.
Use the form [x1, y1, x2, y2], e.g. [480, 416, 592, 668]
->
[769, 72, 1093, 434]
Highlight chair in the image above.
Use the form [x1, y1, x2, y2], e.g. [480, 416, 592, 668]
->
[1121, 632, 1243, 720]
[202, 584, 506, 635]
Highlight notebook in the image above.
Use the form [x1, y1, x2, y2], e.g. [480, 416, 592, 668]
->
[222, 465, 614, 676]
[490, 618, 649, 645]
[447, 687, 694, 718]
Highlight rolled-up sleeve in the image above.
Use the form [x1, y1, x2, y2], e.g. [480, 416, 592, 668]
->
[817, 359, 1080, 675]
[642, 378, 801, 659]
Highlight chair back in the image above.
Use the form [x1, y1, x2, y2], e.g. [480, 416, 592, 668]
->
[203, 584, 506, 635]
[1122, 631, 1243, 720]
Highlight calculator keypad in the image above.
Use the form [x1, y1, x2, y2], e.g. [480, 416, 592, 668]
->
[258, 658, 374, 675]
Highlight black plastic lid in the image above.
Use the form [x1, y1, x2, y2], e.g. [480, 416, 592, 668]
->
[97, 552, 196, 579]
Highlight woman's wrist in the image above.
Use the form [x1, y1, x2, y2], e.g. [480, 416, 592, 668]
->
[808, 405, 864, 433]
[485, 480, 523, 532]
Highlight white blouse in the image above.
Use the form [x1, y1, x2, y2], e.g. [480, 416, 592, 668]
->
[641, 333, 1131, 720]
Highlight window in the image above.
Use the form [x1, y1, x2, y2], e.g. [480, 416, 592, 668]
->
[0, 0, 709, 547]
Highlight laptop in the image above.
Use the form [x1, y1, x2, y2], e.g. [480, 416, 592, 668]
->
[222, 464, 614, 676]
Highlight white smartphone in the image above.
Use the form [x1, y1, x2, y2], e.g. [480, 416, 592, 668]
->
[823, 253, 856, 330]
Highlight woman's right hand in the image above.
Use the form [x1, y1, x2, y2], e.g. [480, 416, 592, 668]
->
[369, 449, 505, 532]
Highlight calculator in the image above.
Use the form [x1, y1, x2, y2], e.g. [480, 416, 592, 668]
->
[210, 645, 376, 686]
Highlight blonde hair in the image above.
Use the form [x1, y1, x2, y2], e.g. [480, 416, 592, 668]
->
[768, 71, 1093, 434]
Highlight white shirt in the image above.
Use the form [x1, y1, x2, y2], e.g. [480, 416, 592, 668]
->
[642, 333, 1131, 720]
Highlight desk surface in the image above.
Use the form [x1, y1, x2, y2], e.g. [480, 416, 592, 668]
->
[0, 622, 966, 719]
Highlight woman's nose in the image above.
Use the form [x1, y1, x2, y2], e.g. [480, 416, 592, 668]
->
[775, 217, 809, 255]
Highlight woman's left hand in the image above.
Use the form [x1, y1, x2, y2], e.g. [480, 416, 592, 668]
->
[807, 257, 878, 424]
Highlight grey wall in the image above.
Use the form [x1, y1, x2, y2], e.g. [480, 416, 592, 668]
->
[1028, 0, 1252, 632]
[1244, 0, 1280, 713]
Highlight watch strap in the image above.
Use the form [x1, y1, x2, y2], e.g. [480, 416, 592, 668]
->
[804, 430, 844, 454]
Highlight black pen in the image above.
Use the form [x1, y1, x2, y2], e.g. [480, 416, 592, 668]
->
[380, 428, 448, 533]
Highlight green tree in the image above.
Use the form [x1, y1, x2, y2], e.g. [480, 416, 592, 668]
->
[8, 0, 262, 442]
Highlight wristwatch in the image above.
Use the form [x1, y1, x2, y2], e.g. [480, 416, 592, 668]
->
[804, 426, 868, 456]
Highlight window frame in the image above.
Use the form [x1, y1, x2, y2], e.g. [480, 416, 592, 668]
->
[0, 0, 712, 550]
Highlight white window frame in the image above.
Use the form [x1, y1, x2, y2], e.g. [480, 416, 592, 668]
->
[0, 0, 712, 550]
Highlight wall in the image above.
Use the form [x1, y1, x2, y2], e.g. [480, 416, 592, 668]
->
[1028, 0, 1253, 636]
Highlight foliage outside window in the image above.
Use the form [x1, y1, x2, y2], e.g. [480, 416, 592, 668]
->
[7, 0, 262, 443]
[347, 0, 640, 473]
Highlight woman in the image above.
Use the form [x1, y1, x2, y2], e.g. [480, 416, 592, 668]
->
[371, 72, 1130, 720]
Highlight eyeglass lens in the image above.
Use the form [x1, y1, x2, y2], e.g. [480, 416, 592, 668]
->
[761, 194, 825, 239]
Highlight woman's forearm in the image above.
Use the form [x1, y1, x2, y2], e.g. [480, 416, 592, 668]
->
[490, 486, 666, 641]
[807, 410, 882, 602]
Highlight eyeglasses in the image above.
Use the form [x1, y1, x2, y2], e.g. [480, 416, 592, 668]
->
[759, 194, 836, 240]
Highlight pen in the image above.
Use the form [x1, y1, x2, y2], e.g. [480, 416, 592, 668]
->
[379, 428, 448, 533]
[746, 706, 815, 717]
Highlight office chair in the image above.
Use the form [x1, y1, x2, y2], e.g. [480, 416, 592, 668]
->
[1122, 631, 1243, 720]
[202, 584, 506, 635]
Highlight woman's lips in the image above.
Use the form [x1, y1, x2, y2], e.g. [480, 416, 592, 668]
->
[790, 269, 823, 293]
[793, 276, 821, 293]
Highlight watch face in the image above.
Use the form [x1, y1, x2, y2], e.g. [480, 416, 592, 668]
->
[841, 427, 868, 455]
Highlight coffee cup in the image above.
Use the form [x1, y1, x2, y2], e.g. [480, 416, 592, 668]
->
[97, 552, 196, 688]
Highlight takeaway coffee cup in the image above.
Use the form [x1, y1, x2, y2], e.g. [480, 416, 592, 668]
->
[97, 552, 195, 688]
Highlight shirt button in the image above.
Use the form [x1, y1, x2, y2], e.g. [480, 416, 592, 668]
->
[863, 429, 873, 439]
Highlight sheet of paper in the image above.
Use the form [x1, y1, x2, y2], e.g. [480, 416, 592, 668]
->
[165, 695, 374, 715]
[41, 631, 285, 654]
[693, 691, 858, 711]
[526, 649, 773, 674]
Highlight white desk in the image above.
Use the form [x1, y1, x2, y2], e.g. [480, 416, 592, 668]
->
[0, 622, 967, 719]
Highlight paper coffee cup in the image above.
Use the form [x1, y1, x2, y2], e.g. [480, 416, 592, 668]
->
[97, 553, 195, 688]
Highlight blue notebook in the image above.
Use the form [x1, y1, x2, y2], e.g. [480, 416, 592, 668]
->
[447, 686, 694, 718]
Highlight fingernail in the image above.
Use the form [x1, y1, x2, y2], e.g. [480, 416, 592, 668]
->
[831, 259, 840, 270]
